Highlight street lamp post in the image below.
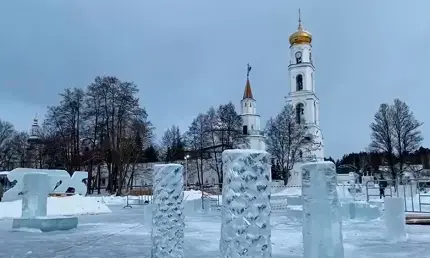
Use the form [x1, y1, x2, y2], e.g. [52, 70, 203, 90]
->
[184, 155, 190, 187]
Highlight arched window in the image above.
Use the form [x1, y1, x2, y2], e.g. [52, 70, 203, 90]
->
[296, 103, 305, 124]
[296, 75, 303, 91]
[295, 51, 302, 64]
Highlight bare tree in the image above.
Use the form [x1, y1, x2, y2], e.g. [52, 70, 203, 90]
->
[184, 113, 210, 186]
[205, 102, 247, 186]
[0, 119, 17, 170]
[392, 99, 423, 174]
[369, 99, 423, 179]
[160, 125, 184, 162]
[265, 104, 318, 185]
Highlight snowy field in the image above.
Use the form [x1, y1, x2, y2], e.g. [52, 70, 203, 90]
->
[0, 195, 111, 219]
[0, 205, 430, 257]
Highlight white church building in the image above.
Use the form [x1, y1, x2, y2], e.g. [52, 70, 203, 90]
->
[238, 13, 325, 186]
[239, 14, 324, 159]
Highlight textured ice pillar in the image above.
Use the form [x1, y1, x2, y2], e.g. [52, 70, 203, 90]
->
[21, 172, 50, 218]
[151, 164, 184, 258]
[302, 161, 345, 258]
[220, 149, 271, 258]
[144, 204, 153, 229]
[384, 197, 406, 241]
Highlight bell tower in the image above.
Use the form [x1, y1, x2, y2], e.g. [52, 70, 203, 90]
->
[240, 64, 265, 151]
[286, 10, 324, 159]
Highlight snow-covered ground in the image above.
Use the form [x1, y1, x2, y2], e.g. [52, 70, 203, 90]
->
[1, 188, 430, 257]
[95, 190, 216, 206]
[0, 195, 111, 219]
[0, 206, 430, 257]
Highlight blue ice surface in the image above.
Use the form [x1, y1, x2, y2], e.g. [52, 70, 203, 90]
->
[12, 216, 78, 232]
[0, 206, 430, 257]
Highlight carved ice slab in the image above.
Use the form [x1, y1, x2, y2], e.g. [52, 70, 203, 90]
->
[151, 164, 184, 258]
[220, 149, 272, 258]
[302, 161, 345, 258]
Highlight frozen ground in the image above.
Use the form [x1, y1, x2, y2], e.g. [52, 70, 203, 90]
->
[1, 206, 430, 257]
[0, 195, 111, 219]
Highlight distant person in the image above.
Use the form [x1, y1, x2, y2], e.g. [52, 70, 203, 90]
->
[379, 175, 388, 199]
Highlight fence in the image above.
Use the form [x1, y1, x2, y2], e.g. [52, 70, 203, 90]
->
[365, 178, 430, 213]
[123, 185, 154, 208]
[122, 180, 430, 213]
[122, 182, 364, 211]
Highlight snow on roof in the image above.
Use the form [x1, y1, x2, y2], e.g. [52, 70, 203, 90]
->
[0, 171, 9, 175]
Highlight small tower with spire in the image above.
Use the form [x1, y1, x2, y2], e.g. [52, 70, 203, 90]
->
[240, 64, 265, 151]
[28, 116, 41, 143]
[27, 115, 43, 168]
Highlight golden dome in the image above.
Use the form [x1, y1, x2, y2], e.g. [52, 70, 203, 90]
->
[289, 9, 312, 46]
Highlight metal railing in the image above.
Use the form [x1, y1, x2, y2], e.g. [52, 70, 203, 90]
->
[365, 179, 393, 201]
[123, 184, 153, 208]
[365, 178, 430, 213]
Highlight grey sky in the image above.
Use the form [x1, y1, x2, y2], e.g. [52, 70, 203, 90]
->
[0, 0, 429, 159]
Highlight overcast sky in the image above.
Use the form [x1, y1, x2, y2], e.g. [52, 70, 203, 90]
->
[0, 0, 429, 159]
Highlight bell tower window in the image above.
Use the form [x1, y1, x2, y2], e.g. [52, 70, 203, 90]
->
[296, 74, 303, 91]
[296, 103, 305, 124]
[243, 125, 248, 135]
[295, 51, 302, 64]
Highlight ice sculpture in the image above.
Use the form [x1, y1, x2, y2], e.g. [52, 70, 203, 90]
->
[151, 164, 184, 258]
[302, 161, 345, 258]
[4, 168, 87, 201]
[144, 204, 153, 229]
[220, 149, 272, 258]
[21, 172, 50, 218]
[384, 197, 406, 241]
[12, 173, 78, 232]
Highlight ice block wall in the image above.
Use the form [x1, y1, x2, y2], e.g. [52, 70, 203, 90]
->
[151, 164, 184, 258]
[384, 197, 406, 241]
[21, 172, 50, 218]
[220, 149, 271, 258]
[302, 161, 345, 258]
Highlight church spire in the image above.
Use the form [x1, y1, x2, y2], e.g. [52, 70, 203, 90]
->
[243, 63, 254, 99]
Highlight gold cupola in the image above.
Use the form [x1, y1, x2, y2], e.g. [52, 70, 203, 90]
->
[289, 9, 312, 46]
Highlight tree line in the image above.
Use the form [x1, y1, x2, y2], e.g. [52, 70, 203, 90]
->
[0, 75, 426, 192]
[159, 103, 247, 188]
[0, 76, 156, 195]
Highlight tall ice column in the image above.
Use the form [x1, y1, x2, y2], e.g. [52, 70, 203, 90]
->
[384, 197, 406, 241]
[151, 164, 185, 258]
[220, 149, 271, 258]
[302, 161, 345, 258]
[21, 172, 50, 218]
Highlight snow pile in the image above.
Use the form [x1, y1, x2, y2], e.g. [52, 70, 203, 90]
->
[98, 190, 211, 206]
[151, 164, 184, 258]
[272, 186, 302, 196]
[0, 195, 111, 219]
[98, 195, 128, 206]
[272, 184, 355, 200]
[184, 190, 207, 201]
[302, 161, 345, 258]
[220, 149, 272, 257]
